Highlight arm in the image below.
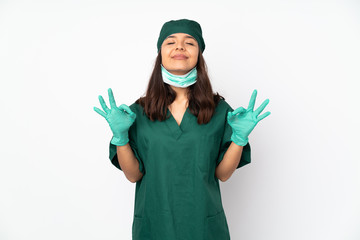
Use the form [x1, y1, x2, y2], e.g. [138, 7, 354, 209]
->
[94, 88, 142, 183]
[215, 142, 243, 182]
[218, 89, 270, 181]
[117, 143, 144, 183]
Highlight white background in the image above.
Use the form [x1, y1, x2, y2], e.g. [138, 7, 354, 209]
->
[0, 0, 359, 239]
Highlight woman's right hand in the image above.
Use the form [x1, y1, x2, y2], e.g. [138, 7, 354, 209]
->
[93, 88, 136, 146]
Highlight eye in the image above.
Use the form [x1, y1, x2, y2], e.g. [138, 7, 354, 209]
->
[186, 43, 194, 45]
[167, 42, 175, 45]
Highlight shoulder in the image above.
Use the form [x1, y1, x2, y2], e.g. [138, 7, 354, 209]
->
[210, 98, 233, 123]
[129, 100, 145, 116]
[216, 98, 234, 113]
[129, 101, 140, 112]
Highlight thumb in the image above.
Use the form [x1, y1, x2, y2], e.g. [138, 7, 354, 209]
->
[119, 104, 136, 119]
[231, 107, 246, 116]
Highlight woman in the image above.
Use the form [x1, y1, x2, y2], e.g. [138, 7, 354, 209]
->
[94, 19, 270, 240]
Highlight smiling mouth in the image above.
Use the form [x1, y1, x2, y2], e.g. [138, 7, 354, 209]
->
[172, 56, 188, 60]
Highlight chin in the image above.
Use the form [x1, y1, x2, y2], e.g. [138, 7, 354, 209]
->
[171, 63, 192, 69]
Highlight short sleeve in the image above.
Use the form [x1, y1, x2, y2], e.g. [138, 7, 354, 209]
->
[108, 103, 145, 174]
[216, 105, 251, 169]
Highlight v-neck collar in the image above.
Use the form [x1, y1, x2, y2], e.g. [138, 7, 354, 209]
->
[165, 107, 190, 140]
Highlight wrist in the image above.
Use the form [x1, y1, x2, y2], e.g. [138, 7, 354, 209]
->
[111, 132, 129, 146]
[231, 133, 248, 146]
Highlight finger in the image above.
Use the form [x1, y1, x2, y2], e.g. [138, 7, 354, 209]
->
[108, 88, 117, 108]
[98, 95, 110, 113]
[254, 99, 270, 117]
[247, 89, 257, 111]
[119, 104, 136, 119]
[257, 111, 271, 122]
[93, 106, 107, 118]
[227, 111, 233, 121]
[230, 107, 246, 116]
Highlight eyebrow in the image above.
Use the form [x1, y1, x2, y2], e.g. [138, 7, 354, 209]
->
[166, 35, 196, 40]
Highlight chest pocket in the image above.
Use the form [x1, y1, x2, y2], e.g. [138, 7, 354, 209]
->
[197, 134, 221, 173]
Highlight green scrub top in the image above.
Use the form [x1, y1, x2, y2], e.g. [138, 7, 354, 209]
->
[109, 98, 251, 240]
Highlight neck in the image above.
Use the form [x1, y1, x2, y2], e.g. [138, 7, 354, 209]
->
[170, 85, 189, 102]
[168, 70, 189, 75]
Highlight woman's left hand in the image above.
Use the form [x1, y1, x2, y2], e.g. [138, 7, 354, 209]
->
[227, 89, 271, 146]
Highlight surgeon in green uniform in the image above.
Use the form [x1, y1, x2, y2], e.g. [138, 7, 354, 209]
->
[94, 19, 271, 240]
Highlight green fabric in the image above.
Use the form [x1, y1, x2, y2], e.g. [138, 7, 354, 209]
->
[161, 64, 197, 88]
[157, 18, 206, 53]
[109, 99, 251, 239]
[227, 89, 271, 146]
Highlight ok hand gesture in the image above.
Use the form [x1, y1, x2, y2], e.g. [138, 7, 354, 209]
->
[94, 88, 136, 146]
[227, 89, 271, 146]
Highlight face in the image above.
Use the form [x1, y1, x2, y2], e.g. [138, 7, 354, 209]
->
[161, 33, 199, 75]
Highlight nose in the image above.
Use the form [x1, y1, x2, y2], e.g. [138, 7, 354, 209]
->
[175, 41, 185, 50]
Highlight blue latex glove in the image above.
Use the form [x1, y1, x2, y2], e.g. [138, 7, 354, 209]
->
[94, 88, 136, 146]
[227, 89, 271, 146]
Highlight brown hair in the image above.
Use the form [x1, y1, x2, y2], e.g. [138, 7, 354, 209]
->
[135, 50, 224, 124]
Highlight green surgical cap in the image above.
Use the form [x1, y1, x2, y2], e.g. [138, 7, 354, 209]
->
[157, 19, 205, 53]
